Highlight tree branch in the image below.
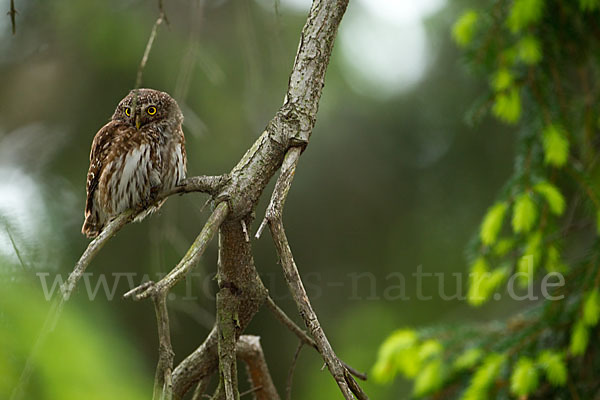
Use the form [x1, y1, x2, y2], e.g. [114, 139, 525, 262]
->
[152, 292, 175, 400]
[125, 201, 230, 300]
[237, 335, 280, 400]
[265, 296, 367, 381]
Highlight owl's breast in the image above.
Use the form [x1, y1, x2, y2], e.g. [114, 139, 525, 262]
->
[100, 142, 157, 215]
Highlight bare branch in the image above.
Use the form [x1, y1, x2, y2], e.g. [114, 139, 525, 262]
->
[286, 341, 303, 400]
[256, 147, 301, 238]
[152, 292, 175, 400]
[263, 147, 367, 398]
[135, 2, 166, 90]
[173, 325, 219, 399]
[237, 335, 280, 400]
[190, 374, 212, 400]
[7, 0, 17, 35]
[126, 201, 229, 300]
[265, 297, 367, 381]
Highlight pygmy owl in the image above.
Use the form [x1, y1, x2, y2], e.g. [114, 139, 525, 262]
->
[82, 88, 187, 238]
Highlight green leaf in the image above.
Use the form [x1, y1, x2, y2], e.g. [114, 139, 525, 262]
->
[533, 181, 565, 215]
[583, 289, 600, 327]
[545, 245, 567, 273]
[413, 359, 445, 397]
[517, 35, 542, 65]
[462, 353, 506, 400]
[537, 350, 567, 386]
[580, 0, 600, 11]
[491, 69, 514, 92]
[468, 259, 509, 306]
[453, 348, 483, 371]
[507, 0, 544, 33]
[596, 209, 600, 236]
[494, 238, 515, 257]
[452, 10, 479, 47]
[372, 329, 418, 383]
[543, 124, 569, 167]
[569, 320, 589, 356]
[512, 193, 537, 233]
[480, 202, 509, 245]
[510, 357, 539, 397]
[492, 87, 521, 124]
[418, 339, 443, 363]
[517, 232, 542, 287]
[468, 258, 490, 306]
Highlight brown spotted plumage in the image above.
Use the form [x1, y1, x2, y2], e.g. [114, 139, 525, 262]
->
[82, 88, 187, 238]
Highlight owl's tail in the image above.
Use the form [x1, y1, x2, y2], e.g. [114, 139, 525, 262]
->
[81, 216, 102, 239]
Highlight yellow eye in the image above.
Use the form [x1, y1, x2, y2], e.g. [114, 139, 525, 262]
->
[147, 106, 157, 116]
[124, 107, 131, 117]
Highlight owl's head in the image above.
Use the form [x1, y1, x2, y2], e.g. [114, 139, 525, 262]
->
[112, 88, 183, 130]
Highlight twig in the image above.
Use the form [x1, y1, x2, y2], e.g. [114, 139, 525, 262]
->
[286, 342, 303, 400]
[13, 175, 225, 399]
[241, 219, 250, 242]
[237, 335, 281, 400]
[190, 374, 212, 400]
[265, 296, 367, 381]
[126, 201, 229, 300]
[135, 2, 166, 90]
[264, 150, 367, 399]
[153, 292, 175, 400]
[256, 147, 302, 239]
[240, 386, 263, 398]
[5, 225, 31, 273]
[7, 0, 17, 35]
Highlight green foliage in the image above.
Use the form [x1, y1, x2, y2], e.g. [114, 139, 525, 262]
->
[512, 193, 537, 233]
[493, 238, 515, 257]
[545, 245, 566, 273]
[375, 0, 600, 397]
[533, 182, 565, 215]
[516, 35, 542, 65]
[453, 348, 483, 371]
[582, 289, 600, 326]
[506, 0, 544, 33]
[492, 88, 521, 124]
[467, 258, 509, 306]
[510, 357, 539, 397]
[569, 320, 589, 356]
[413, 359, 445, 397]
[480, 202, 508, 246]
[579, 0, 600, 11]
[373, 332, 450, 396]
[491, 69, 514, 92]
[372, 329, 418, 383]
[542, 124, 570, 167]
[452, 10, 479, 47]
[537, 350, 567, 386]
[0, 280, 150, 399]
[462, 353, 506, 400]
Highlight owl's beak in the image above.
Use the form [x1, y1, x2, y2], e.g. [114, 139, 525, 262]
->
[135, 115, 141, 130]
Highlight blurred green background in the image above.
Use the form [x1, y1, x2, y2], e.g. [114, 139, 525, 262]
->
[0, 0, 521, 398]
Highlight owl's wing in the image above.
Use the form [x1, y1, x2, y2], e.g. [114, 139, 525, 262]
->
[82, 121, 124, 237]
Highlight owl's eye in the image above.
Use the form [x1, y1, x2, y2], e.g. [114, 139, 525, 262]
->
[124, 107, 131, 117]
[147, 106, 157, 116]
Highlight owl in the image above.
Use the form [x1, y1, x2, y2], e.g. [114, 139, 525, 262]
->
[81, 88, 187, 238]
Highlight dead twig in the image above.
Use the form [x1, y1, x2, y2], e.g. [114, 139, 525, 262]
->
[125, 201, 229, 300]
[153, 292, 175, 400]
[286, 341, 303, 400]
[237, 335, 280, 400]
[264, 149, 368, 399]
[7, 0, 17, 35]
[265, 296, 367, 381]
